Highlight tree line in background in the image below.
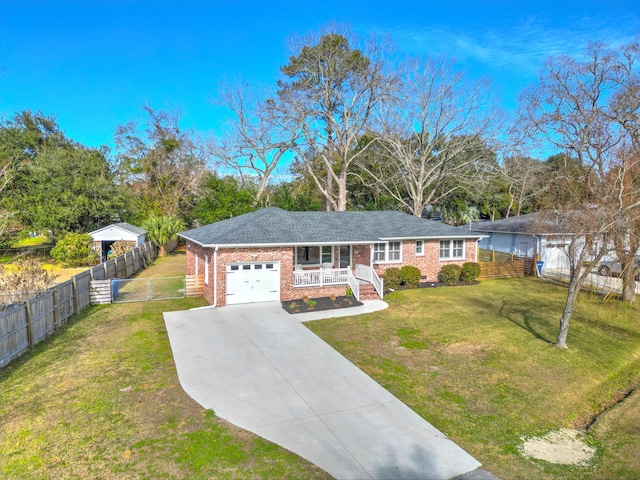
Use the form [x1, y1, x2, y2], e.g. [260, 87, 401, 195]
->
[0, 26, 637, 347]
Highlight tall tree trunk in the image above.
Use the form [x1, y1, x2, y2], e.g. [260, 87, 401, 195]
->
[337, 169, 349, 211]
[621, 265, 637, 304]
[325, 169, 333, 211]
[556, 274, 582, 348]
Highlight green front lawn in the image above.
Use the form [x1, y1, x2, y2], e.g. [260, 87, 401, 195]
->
[3, 256, 638, 479]
[0, 252, 329, 480]
[306, 278, 640, 479]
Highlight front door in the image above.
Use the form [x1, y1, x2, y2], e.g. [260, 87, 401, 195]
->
[339, 245, 352, 268]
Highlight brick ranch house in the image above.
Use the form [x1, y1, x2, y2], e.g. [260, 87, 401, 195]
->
[180, 207, 483, 307]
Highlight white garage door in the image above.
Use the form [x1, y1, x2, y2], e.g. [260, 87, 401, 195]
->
[226, 262, 280, 305]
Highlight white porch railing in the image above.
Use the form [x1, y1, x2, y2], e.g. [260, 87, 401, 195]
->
[355, 264, 384, 299]
[293, 268, 350, 287]
[347, 269, 360, 301]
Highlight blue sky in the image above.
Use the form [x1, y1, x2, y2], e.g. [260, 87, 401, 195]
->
[1, 0, 638, 149]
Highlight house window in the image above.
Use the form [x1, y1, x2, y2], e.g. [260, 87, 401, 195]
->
[453, 239, 464, 258]
[389, 242, 401, 261]
[322, 246, 332, 264]
[204, 254, 209, 284]
[295, 245, 333, 266]
[415, 240, 424, 256]
[373, 242, 402, 263]
[195, 254, 199, 275]
[439, 240, 465, 260]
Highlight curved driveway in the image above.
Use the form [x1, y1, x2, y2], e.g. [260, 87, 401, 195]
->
[164, 302, 481, 480]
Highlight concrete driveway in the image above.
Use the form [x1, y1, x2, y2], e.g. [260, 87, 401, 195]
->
[164, 301, 481, 480]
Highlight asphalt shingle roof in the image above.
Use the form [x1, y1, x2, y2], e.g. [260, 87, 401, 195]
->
[468, 214, 538, 234]
[468, 212, 575, 235]
[181, 207, 482, 247]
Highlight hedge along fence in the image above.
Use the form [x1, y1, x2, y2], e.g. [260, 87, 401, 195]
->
[0, 241, 157, 368]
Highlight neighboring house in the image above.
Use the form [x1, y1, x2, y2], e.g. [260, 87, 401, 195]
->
[468, 213, 572, 271]
[180, 207, 483, 307]
[89, 223, 147, 261]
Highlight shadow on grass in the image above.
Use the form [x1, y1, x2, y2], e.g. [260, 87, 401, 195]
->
[495, 297, 556, 345]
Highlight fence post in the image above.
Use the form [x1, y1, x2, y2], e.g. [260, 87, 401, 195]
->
[133, 248, 139, 272]
[123, 254, 128, 278]
[492, 250, 495, 262]
[25, 299, 34, 349]
[52, 287, 60, 329]
[72, 276, 79, 316]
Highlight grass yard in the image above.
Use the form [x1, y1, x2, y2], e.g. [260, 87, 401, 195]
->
[12, 236, 49, 248]
[0, 251, 329, 480]
[306, 278, 640, 479]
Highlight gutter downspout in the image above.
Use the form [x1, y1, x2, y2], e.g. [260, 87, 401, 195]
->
[213, 246, 218, 307]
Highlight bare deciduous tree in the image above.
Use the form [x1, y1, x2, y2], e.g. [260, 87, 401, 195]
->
[278, 28, 394, 211]
[213, 82, 299, 205]
[500, 156, 548, 217]
[609, 146, 640, 303]
[520, 39, 639, 347]
[364, 57, 502, 217]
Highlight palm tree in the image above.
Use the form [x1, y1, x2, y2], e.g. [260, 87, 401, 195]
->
[142, 214, 185, 256]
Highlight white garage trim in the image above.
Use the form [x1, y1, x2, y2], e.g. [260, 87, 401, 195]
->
[226, 262, 281, 305]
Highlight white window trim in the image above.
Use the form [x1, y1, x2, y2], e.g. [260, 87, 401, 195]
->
[373, 241, 403, 264]
[439, 239, 465, 260]
[294, 245, 334, 267]
[415, 240, 424, 256]
[204, 254, 209, 285]
[195, 254, 199, 275]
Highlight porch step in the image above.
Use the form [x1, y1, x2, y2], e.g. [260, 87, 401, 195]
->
[358, 283, 379, 300]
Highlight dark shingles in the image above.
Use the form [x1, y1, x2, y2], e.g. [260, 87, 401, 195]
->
[468, 214, 538, 234]
[181, 208, 481, 246]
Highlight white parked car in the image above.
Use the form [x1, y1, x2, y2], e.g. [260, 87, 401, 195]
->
[598, 257, 640, 279]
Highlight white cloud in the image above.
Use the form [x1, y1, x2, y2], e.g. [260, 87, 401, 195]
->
[370, 13, 640, 77]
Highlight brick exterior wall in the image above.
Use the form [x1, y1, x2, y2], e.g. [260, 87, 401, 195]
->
[371, 239, 477, 282]
[186, 238, 478, 306]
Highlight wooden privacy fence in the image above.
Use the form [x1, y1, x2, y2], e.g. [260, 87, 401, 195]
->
[0, 241, 157, 368]
[186, 275, 204, 297]
[478, 248, 533, 279]
[478, 259, 526, 279]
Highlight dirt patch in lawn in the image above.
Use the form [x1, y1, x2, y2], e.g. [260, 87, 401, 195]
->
[282, 295, 362, 314]
[519, 429, 596, 466]
[443, 342, 491, 358]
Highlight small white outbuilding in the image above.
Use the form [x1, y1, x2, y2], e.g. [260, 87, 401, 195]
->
[89, 223, 147, 261]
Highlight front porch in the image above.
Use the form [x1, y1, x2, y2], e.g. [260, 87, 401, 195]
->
[292, 264, 384, 300]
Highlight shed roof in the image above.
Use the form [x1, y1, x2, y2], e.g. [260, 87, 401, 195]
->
[90, 222, 147, 237]
[180, 207, 483, 247]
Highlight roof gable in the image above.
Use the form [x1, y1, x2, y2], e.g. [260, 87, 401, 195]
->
[90, 222, 147, 237]
[181, 208, 482, 247]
